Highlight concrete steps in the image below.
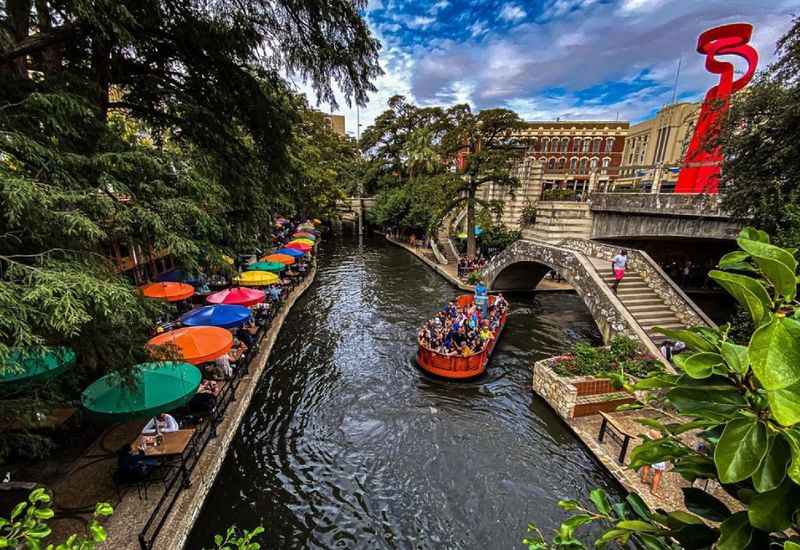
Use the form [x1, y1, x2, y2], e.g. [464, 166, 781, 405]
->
[525, 201, 593, 243]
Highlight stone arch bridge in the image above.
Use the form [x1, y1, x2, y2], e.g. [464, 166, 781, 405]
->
[482, 238, 714, 359]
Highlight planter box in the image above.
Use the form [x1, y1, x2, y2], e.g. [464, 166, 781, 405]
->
[532, 357, 635, 420]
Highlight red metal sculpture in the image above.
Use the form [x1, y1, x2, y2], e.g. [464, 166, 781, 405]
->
[675, 23, 758, 194]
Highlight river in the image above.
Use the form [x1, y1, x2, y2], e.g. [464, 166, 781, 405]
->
[187, 235, 622, 549]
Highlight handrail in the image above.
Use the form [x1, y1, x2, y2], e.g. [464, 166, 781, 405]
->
[429, 238, 447, 265]
[137, 261, 313, 550]
[446, 238, 460, 262]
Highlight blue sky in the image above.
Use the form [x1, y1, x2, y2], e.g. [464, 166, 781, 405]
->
[294, 0, 799, 135]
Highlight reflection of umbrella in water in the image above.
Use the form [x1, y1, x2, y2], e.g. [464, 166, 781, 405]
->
[147, 326, 233, 365]
[140, 282, 195, 302]
[179, 304, 251, 329]
[0, 347, 76, 384]
[81, 362, 201, 421]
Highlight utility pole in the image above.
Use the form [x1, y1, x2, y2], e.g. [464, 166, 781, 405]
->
[356, 105, 364, 236]
[671, 57, 682, 105]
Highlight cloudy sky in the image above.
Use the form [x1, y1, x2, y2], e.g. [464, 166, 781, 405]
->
[295, 0, 799, 136]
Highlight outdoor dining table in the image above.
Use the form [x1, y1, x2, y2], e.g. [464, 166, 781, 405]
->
[133, 428, 195, 457]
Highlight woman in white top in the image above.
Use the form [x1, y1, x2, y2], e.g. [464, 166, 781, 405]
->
[142, 413, 179, 435]
[610, 249, 628, 294]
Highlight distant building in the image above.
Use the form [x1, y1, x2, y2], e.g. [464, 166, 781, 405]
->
[516, 120, 629, 193]
[322, 113, 346, 136]
[617, 102, 700, 192]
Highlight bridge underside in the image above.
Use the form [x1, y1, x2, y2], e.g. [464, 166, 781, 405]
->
[591, 212, 740, 241]
[490, 261, 552, 291]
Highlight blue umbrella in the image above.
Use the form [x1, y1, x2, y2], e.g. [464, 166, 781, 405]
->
[275, 248, 305, 258]
[179, 305, 251, 329]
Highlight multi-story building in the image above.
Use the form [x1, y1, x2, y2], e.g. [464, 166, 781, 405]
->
[617, 102, 699, 191]
[322, 113, 346, 136]
[516, 120, 629, 194]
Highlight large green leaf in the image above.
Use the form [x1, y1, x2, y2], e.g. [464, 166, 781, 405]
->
[738, 236, 798, 272]
[716, 512, 752, 550]
[718, 250, 750, 269]
[767, 381, 800, 426]
[781, 429, 800, 485]
[749, 315, 800, 390]
[720, 341, 749, 376]
[709, 270, 771, 326]
[752, 434, 790, 493]
[666, 385, 747, 420]
[739, 227, 770, 243]
[675, 352, 723, 379]
[747, 478, 796, 532]
[714, 418, 768, 484]
[653, 327, 716, 353]
[681, 487, 730, 521]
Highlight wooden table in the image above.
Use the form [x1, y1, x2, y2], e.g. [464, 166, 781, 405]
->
[133, 429, 195, 457]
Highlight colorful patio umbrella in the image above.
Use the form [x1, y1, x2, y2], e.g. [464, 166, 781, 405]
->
[235, 270, 280, 286]
[286, 242, 312, 252]
[141, 282, 195, 302]
[147, 326, 233, 365]
[275, 248, 305, 258]
[262, 254, 295, 266]
[245, 261, 285, 272]
[206, 287, 265, 307]
[292, 232, 316, 240]
[1, 347, 75, 384]
[81, 362, 201, 421]
[290, 238, 314, 246]
[298, 224, 314, 231]
[179, 304, 251, 329]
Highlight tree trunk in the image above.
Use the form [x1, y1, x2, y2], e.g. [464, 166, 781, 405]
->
[92, 38, 111, 120]
[4, 0, 32, 77]
[466, 184, 476, 259]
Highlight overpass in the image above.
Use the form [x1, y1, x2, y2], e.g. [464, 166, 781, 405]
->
[337, 196, 376, 227]
[482, 237, 714, 358]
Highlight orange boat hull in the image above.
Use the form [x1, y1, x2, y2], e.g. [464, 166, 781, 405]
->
[416, 295, 507, 380]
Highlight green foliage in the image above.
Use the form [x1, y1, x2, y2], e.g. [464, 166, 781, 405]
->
[527, 227, 800, 549]
[208, 526, 265, 550]
[550, 336, 659, 379]
[0, 489, 112, 550]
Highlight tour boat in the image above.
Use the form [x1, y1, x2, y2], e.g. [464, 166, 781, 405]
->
[416, 294, 508, 379]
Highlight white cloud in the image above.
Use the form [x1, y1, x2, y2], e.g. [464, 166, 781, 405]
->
[468, 20, 489, 38]
[408, 15, 435, 29]
[499, 4, 527, 21]
[430, 0, 449, 14]
[618, 0, 668, 14]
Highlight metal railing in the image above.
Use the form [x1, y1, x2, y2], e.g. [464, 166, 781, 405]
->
[137, 265, 313, 550]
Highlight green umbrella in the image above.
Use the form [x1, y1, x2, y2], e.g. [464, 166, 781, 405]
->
[0, 347, 75, 384]
[81, 362, 201, 421]
[245, 261, 285, 273]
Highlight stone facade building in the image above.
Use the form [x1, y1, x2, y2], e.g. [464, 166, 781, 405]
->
[322, 113, 346, 136]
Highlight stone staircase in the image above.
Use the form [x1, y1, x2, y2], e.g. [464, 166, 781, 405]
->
[592, 259, 685, 346]
[522, 201, 593, 243]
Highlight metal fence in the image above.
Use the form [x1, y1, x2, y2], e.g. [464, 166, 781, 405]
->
[137, 270, 310, 550]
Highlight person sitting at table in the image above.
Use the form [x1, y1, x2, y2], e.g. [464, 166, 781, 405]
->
[117, 443, 159, 480]
[236, 321, 258, 349]
[214, 352, 233, 378]
[229, 336, 248, 363]
[189, 380, 221, 414]
[142, 413, 179, 435]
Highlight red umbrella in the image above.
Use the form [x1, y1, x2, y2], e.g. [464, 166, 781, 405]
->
[140, 282, 195, 302]
[285, 242, 312, 252]
[206, 287, 265, 307]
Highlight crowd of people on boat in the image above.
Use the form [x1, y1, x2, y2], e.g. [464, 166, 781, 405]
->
[418, 293, 508, 357]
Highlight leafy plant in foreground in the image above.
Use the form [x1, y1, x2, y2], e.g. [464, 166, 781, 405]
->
[526, 227, 800, 549]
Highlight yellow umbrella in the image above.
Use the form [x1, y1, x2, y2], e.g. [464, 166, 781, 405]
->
[290, 238, 314, 246]
[235, 270, 280, 286]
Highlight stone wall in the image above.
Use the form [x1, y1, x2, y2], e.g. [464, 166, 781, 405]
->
[558, 238, 714, 328]
[532, 358, 577, 420]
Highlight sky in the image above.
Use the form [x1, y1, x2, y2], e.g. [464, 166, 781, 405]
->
[292, 0, 799, 136]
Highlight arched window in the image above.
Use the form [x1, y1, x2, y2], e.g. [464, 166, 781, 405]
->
[590, 158, 598, 171]
[560, 138, 569, 152]
[542, 138, 550, 152]
[579, 158, 589, 174]
[551, 139, 559, 153]
[570, 157, 578, 172]
[582, 139, 590, 152]
[601, 157, 610, 175]
[605, 137, 614, 152]
[558, 157, 566, 170]
[530, 138, 539, 152]
[592, 138, 602, 153]
[548, 158, 556, 170]
[539, 157, 547, 167]
[573, 138, 581, 152]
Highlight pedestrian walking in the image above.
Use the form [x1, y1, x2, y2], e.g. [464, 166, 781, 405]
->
[611, 249, 628, 294]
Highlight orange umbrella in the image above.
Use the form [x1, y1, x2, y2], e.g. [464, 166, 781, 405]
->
[261, 254, 295, 266]
[141, 282, 195, 302]
[147, 326, 233, 365]
[286, 241, 312, 252]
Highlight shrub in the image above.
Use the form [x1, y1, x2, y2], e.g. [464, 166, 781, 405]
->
[549, 336, 660, 379]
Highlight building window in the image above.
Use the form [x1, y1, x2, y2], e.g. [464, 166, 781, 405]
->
[531, 138, 539, 152]
[558, 157, 566, 170]
[560, 138, 569, 152]
[539, 157, 547, 167]
[548, 158, 556, 170]
[582, 139, 590, 153]
[572, 138, 581, 152]
[570, 157, 578, 173]
[605, 137, 614, 152]
[579, 158, 589, 174]
[592, 138, 601, 153]
[601, 157, 610, 175]
[542, 138, 549, 153]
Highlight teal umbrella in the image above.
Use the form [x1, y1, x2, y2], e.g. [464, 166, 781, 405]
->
[0, 347, 75, 384]
[81, 362, 201, 421]
[245, 261, 285, 273]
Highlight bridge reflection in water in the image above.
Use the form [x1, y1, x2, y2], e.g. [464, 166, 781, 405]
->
[186, 235, 623, 550]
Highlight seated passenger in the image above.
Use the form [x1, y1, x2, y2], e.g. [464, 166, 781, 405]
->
[142, 413, 179, 435]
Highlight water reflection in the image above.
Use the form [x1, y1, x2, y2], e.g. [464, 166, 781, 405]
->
[187, 235, 622, 549]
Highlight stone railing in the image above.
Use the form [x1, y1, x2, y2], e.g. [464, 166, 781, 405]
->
[589, 192, 729, 219]
[482, 240, 667, 364]
[558, 238, 714, 328]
